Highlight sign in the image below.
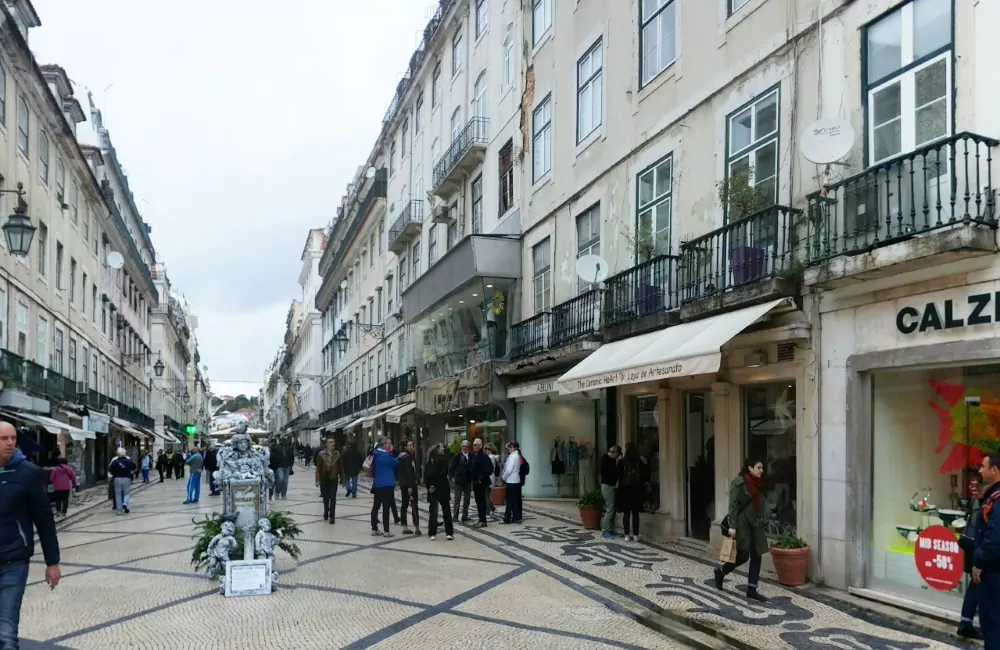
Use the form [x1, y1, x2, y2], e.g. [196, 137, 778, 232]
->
[914, 525, 964, 591]
[226, 480, 266, 531]
[558, 353, 720, 395]
[84, 414, 109, 434]
[507, 378, 559, 400]
[896, 292, 1000, 335]
[224, 559, 272, 597]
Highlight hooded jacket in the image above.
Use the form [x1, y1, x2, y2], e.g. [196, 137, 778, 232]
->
[371, 447, 399, 490]
[0, 449, 60, 565]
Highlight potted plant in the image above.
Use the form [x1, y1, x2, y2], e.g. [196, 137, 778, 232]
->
[770, 529, 810, 587]
[622, 225, 664, 315]
[717, 172, 775, 284]
[578, 490, 605, 530]
[491, 483, 506, 506]
[191, 511, 303, 576]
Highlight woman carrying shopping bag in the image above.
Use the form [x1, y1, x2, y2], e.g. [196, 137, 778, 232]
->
[714, 457, 769, 602]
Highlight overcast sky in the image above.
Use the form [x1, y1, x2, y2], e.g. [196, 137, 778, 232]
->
[31, 0, 432, 399]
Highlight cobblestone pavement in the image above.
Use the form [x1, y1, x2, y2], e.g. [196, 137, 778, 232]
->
[18, 473, 690, 650]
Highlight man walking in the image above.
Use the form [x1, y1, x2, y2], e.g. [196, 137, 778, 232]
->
[501, 441, 524, 524]
[600, 446, 621, 539]
[155, 450, 167, 483]
[973, 452, 1000, 647]
[370, 437, 399, 537]
[449, 440, 473, 523]
[274, 437, 294, 499]
[342, 444, 362, 498]
[109, 448, 137, 515]
[172, 450, 185, 480]
[315, 438, 343, 524]
[0, 421, 61, 650]
[204, 445, 220, 496]
[470, 438, 493, 528]
[184, 447, 204, 504]
[396, 439, 421, 536]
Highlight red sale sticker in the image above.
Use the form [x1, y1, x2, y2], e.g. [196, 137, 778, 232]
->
[914, 525, 964, 591]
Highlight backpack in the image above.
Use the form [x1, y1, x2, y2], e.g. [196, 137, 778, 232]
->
[493, 457, 501, 478]
[519, 456, 530, 479]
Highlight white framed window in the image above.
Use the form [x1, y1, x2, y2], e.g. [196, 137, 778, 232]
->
[450, 107, 462, 143]
[532, 238, 552, 313]
[36, 314, 48, 367]
[865, 0, 951, 164]
[415, 93, 424, 133]
[729, 0, 751, 15]
[16, 301, 27, 357]
[36, 222, 47, 276]
[431, 138, 441, 170]
[370, 233, 376, 266]
[55, 243, 63, 290]
[16, 95, 27, 156]
[412, 238, 421, 277]
[532, 95, 553, 181]
[397, 336, 406, 376]
[577, 39, 603, 142]
[475, 0, 488, 39]
[401, 119, 409, 158]
[432, 62, 442, 107]
[56, 158, 65, 200]
[726, 88, 779, 203]
[53, 328, 63, 374]
[638, 155, 673, 256]
[576, 204, 601, 292]
[447, 221, 457, 249]
[532, 0, 552, 45]
[472, 175, 483, 233]
[0, 61, 5, 124]
[428, 224, 438, 264]
[389, 140, 396, 176]
[399, 256, 407, 290]
[474, 72, 488, 128]
[38, 131, 49, 182]
[82, 344, 89, 387]
[452, 30, 464, 75]
[640, 0, 677, 87]
[503, 30, 515, 89]
[69, 181, 78, 224]
[70, 258, 76, 303]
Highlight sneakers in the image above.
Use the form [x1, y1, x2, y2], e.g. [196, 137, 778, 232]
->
[446, 535, 454, 540]
[384, 532, 395, 538]
[371, 530, 382, 537]
[602, 532, 615, 539]
[957, 622, 983, 640]
[429, 535, 436, 541]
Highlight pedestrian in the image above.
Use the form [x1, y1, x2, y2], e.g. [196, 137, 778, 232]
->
[396, 439, 421, 536]
[0, 421, 62, 650]
[600, 446, 621, 539]
[501, 441, 524, 524]
[449, 440, 473, 524]
[713, 457, 769, 603]
[172, 450, 185, 480]
[315, 438, 343, 524]
[470, 438, 493, 528]
[155, 450, 167, 483]
[342, 443, 362, 498]
[370, 437, 399, 537]
[49, 458, 78, 519]
[204, 445, 220, 496]
[164, 450, 174, 479]
[140, 452, 151, 484]
[958, 477, 984, 640]
[424, 444, 454, 541]
[274, 437, 294, 499]
[618, 443, 643, 542]
[973, 452, 1000, 647]
[109, 448, 137, 515]
[184, 447, 204, 504]
[486, 444, 500, 515]
[302, 444, 313, 467]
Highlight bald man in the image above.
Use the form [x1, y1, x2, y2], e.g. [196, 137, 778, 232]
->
[0, 420, 61, 649]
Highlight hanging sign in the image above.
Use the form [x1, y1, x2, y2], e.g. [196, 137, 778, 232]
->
[914, 525, 964, 591]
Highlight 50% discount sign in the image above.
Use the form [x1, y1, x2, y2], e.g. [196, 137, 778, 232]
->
[914, 525, 965, 591]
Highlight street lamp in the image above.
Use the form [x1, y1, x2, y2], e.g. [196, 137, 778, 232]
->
[293, 379, 302, 393]
[153, 356, 165, 378]
[1, 183, 34, 256]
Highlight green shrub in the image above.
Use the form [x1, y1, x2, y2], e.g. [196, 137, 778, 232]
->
[578, 490, 605, 509]
[772, 529, 808, 550]
[191, 510, 302, 576]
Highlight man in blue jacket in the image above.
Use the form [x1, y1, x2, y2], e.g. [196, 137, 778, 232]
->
[0, 420, 61, 650]
[973, 451, 1000, 649]
[370, 437, 399, 538]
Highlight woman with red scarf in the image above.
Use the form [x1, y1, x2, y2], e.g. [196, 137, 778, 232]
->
[714, 457, 769, 602]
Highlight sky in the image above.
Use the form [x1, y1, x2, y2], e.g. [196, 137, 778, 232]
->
[30, 0, 433, 399]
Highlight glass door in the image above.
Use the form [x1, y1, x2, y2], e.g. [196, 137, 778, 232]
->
[684, 391, 714, 540]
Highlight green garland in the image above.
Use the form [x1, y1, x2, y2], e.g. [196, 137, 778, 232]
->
[191, 510, 303, 576]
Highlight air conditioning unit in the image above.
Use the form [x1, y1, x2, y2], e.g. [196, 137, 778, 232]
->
[432, 205, 452, 224]
[105, 403, 119, 418]
[76, 381, 87, 395]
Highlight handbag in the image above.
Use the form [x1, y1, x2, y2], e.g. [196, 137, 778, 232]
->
[362, 454, 374, 475]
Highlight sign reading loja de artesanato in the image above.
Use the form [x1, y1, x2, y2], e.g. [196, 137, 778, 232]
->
[896, 293, 1000, 334]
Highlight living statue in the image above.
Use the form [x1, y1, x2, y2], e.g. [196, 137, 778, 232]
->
[253, 518, 284, 560]
[214, 427, 275, 489]
[206, 521, 239, 577]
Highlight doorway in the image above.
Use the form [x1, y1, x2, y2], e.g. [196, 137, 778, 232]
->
[684, 391, 715, 541]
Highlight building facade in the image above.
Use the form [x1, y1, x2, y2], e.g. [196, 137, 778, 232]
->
[284, 229, 325, 446]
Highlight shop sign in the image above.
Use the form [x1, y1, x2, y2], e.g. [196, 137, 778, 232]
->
[913, 525, 964, 591]
[84, 414, 109, 434]
[507, 379, 558, 399]
[561, 363, 686, 393]
[896, 293, 1000, 335]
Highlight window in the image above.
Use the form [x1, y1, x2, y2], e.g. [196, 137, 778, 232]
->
[471, 175, 483, 233]
[431, 138, 441, 170]
[81, 344, 88, 386]
[389, 141, 396, 176]
[361, 249, 367, 269]
[865, 0, 951, 164]
[432, 62, 442, 107]
[368, 354, 374, 388]
[16, 95, 27, 156]
[0, 61, 5, 124]
[474, 72, 488, 130]
[92, 285, 98, 322]
[743, 381, 797, 532]
[16, 302, 27, 356]
[37, 223, 47, 276]
[36, 315, 47, 367]
[726, 89, 779, 204]
[53, 329, 63, 374]
[499, 140, 514, 215]
[38, 131, 49, 182]
[576, 204, 601, 292]
[640, 0, 677, 87]
[577, 40, 604, 142]
[412, 239, 421, 278]
[450, 107, 462, 143]
[83, 205, 89, 244]
[447, 221, 457, 249]
[399, 257, 407, 289]
[729, 0, 751, 15]
[532, 238, 552, 313]
[68, 182, 78, 224]
[428, 224, 438, 264]
[81, 272, 87, 313]
[532, 0, 552, 45]
[415, 94, 424, 133]
[386, 342, 393, 377]
[401, 120, 409, 158]
[452, 30, 464, 75]
[69, 258, 77, 303]
[475, 0, 488, 38]
[386, 277, 394, 316]
[101, 302, 107, 335]
[361, 361, 367, 391]
[532, 95, 553, 181]
[370, 234, 376, 266]
[398, 336, 406, 376]
[378, 220, 385, 253]
[55, 159, 66, 202]
[503, 30, 515, 88]
[637, 155, 673, 256]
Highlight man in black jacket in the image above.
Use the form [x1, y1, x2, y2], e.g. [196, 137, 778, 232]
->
[449, 440, 473, 523]
[109, 449, 137, 514]
[204, 445, 220, 496]
[0, 421, 61, 648]
[342, 444, 362, 498]
[396, 440, 421, 536]
[470, 438, 494, 528]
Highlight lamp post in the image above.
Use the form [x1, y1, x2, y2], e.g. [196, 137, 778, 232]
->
[1, 183, 35, 256]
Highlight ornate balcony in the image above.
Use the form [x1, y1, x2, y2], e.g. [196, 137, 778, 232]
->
[431, 118, 488, 198]
[389, 200, 424, 255]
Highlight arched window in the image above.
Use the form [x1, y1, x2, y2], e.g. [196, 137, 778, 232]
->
[413, 164, 424, 201]
[474, 72, 489, 140]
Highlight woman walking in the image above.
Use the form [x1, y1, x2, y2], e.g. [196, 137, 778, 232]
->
[617, 444, 643, 541]
[50, 458, 77, 518]
[714, 457, 769, 602]
[424, 444, 454, 541]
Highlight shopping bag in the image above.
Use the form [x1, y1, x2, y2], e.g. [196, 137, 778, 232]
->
[362, 454, 374, 475]
[719, 535, 738, 564]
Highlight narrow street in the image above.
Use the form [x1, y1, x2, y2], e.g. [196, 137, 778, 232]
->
[16, 470, 964, 650]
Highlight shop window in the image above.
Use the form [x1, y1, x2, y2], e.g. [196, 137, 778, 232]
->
[632, 395, 660, 513]
[742, 381, 796, 533]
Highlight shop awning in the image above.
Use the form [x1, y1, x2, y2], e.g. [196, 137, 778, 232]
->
[384, 403, 416, 424]
[557, 298, 791, 394]
[360, 408, 394, 428]
[1, 410, 95, 441]
[344, 416, 365, 430]
[323, 415, 352, 432]
[110, 417, 148, 439]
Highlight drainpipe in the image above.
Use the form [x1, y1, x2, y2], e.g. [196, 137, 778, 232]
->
[810, 286, 823, 583]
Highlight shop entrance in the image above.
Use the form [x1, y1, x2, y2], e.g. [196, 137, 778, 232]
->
[684, 391, 714, 540]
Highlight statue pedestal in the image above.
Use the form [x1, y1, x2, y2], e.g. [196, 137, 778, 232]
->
[225, 479, 267, 531]
[224, 558, 272, 598]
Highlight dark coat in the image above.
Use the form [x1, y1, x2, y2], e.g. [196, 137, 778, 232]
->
[0, 451, 60, 565]
[470, 451, 494, 487]
[396, 451, 418, 487]
[448, 452, 472, 486]
[342, 449, 363, 477]
[728, 475, 770, 556]
[975, 482, 1000, 573]
[424, 455, 450, 497]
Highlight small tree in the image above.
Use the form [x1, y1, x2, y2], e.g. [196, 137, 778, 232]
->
[717, 171, 774, 221]
[624, 223, 658, 262]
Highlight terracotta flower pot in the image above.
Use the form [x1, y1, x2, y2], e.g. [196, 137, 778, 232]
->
[490, 486, 506, 506]
[771, 546, 810, 587]
[579, 506, 602, 530]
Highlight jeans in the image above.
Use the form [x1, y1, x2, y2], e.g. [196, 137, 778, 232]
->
[622, 507, 640, 535]
[320, 479, 338, 521]
[473, 482, 489, 524]
[428, 489, 454, 537]
[53, 490, 70, 516]
[186, 471, 202, 502]
[274, 467, 291, 498]
[399, 486, 420, 529]
[113, 477, 132, 512]
[452, 482, 471, 521]
[0, 561, 29, 650]
[504, 483, 522, 523]
[720, 548, 763, 590]
[600, 484, 617, 533]
[141, 468, 149, 483]
[962, 578, 980, 623]
[346, 475, 358, 497]
[371, 487, 395, 532]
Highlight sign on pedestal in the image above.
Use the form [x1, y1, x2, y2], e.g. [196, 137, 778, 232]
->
[224, 558, 272, 597]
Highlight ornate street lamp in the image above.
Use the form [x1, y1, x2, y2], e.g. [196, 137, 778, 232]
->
[153, 357, 165, 377]
[292, 379, 302, 393]
[1, 183, 34, 256]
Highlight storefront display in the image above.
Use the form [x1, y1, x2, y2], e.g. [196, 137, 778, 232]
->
[742, 382, 796, 533]
[632, 396, 660, 513]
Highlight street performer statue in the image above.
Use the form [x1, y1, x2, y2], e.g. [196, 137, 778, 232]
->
[214, 426, 275, 490]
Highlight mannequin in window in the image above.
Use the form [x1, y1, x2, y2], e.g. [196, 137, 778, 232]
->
[551, 438, 565, 475]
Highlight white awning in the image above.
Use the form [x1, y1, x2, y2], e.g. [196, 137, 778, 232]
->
[110, 417, 147, 439]
[344, 416, 365, 430]
[361, 408, 395, 428]
[557, 299, 790, 394]
[384, 403, 416, 424]
[323, 415, 352, 432]
[2, 410, 95, 440]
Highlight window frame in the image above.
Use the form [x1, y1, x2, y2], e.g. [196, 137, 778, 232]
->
[729, 0, 751, 16]
[638, 0, 678, 89]
[576, 203, 602, 293]
[635, 153, 674, 258]
[16, 94, 27, 156]
[36, 222, 47, 276]
[724, 86, 781, 213]
[532, 237, 552, 314]
[55, 242, 64, 290]
[471, 174, 484, 234]
[503, 30, 515, 89]
[499, 140, 514, 215]
[0, 61, 6, 125]
[532, 0, 552, 46]
[432, 62, 442, 107]
[532, 94, 553, 182]
[576, 38, 604, 143]
[38, 130, 49, 183]
[401, 119, 409, 158]
[452, 30, 464, 76]
[428, 224, 438, 265]
[475, 0, 488, 39]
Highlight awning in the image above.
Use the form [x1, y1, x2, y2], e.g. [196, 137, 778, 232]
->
[0, 410, 95, 441]
[557, 299, 790, 394]
[361, 408, 394, 428]
[385, 403, 416, 424]
[344, 416, 365, 430]
[323, 415, 353, 432]
[110, 417, 148, 439]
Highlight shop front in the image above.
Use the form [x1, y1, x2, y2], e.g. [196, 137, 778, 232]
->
[828, 276, 1000, 614]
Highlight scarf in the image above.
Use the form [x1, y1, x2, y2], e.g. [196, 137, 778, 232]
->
[744, 472, 764, 509]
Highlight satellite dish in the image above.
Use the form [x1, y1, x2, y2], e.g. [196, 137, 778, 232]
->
[800, 119, 855, 164]
[576, 255, 609, 284]
[106, 251, 124, 270]
[365, 167, 377, 179]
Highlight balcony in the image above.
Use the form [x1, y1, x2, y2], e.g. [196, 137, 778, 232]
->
[803, 132, 998, 288]
[501, 291, 605, 375]
[551, 290, 602, 347]
[510, 312, 549, 360]
[603, 255, 679, 340]
[678, 205, 801, 319]
[432, 118, 489, 198]
[389, 200, 424, 255]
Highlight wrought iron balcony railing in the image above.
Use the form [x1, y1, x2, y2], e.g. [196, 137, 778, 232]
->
[603, 255, 678, 328]
[551, 290, 602, 348]
[432, 117, 489, 189]
[510, 312, 549, 360]
[389, 200, 424, 254]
